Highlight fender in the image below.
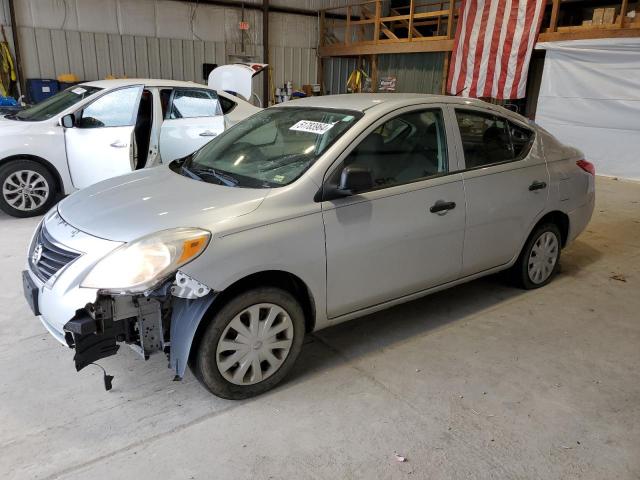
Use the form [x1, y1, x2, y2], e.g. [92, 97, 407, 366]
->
[169, 293, 218, 379]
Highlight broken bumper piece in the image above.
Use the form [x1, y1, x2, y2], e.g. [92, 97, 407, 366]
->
[61, 272, 217, 381]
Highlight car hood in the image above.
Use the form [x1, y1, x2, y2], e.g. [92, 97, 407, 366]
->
[0, 115, 33, 131]
[57, 166, 269, 242]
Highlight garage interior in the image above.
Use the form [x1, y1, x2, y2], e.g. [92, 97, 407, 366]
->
[0, 1, 639, 479]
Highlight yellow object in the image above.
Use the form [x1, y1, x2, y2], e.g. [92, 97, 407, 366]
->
[57, 73, 79, 82]
[178, 235, 209, 264]
[0, 41, 16, 96]
[347, 67, 369, 93]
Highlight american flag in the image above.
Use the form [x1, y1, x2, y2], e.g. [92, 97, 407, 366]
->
[447, 0, 546, 100]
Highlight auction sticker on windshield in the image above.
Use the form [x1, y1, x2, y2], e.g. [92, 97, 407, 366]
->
[290, 120, 335, 135]
[71, 87, 87, 95]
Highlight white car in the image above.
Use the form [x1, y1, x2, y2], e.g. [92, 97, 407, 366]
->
[0, 78, 260, 217]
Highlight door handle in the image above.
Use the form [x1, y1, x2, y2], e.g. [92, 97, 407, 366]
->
[529, 180, 547, 191]
[430, 200, 456, 215]
[199, 130, 218, 137]
[110, 141, 128, 148]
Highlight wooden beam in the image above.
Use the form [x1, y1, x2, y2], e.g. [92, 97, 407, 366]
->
[320, 9, 326, 47]
[549, 0, 560, 32]
[409, 1, 416, 40]
[389, 6, 423, 38]
[619, 0, 629, 27]
[442, 51, 450, 94]
[262, 0, 269, 105]
[447, 0, 455, 38]
[374, 0, 381, 42]
[538, 26, 640, 42]
[350, 18, 377, 25]
[319, 38, 455, 56]
[346, 5, 351, 45]
[371, 54, 378, 92]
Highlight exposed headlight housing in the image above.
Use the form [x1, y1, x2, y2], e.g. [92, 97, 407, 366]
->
[81, 228, 210, 293]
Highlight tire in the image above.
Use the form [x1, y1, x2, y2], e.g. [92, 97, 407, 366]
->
[194, 287, 306, 400]
[0, 159, 58, 218]
[513, 223, 562, 290]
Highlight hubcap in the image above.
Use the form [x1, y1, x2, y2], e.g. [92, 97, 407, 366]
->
[216, 303, 294, 386]
[2, 170, 49, 211]
[528, 231, 559, 284]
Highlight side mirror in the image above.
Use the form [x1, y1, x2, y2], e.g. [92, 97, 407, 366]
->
[338, 166, 373, 195]
[61, 114, 75, 128]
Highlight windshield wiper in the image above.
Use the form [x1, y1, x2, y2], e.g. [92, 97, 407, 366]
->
[181, 164, 203, 181]
[192, 167, 239, 187]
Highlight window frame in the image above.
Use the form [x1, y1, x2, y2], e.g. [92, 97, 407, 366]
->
[320, 104, 460, 200]
[452, 106, 536, 171]
[74, 84, 144, 129]
[165, 87, 221, 120]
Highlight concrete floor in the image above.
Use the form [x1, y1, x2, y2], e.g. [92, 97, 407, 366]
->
[0, 176, 638, 480]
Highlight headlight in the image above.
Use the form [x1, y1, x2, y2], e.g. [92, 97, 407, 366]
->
[81, 228, 210, 293]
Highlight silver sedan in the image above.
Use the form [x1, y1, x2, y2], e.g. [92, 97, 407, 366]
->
[23, 93, 595, 399]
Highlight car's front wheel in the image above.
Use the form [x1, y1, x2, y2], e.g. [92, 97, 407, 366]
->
[194, 287, 306, 399]
[0, 159, 58, 217]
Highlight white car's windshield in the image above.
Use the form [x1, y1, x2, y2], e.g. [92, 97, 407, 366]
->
[14, 86, 102, 121]
[183, 107, 362, 188]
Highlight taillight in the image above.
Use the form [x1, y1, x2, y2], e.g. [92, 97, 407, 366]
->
[576, 159, 595, 175]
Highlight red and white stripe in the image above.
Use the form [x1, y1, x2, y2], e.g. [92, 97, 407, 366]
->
[447, 0, 545, 100]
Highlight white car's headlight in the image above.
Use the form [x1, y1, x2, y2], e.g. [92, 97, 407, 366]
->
[81, 228, 210, 293]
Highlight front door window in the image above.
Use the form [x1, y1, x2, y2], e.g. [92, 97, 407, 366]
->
[338, 109, 449, 190]
[76, 86, 141, 128]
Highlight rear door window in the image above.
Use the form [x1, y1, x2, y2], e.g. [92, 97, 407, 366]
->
[455, 110, 513, 169]
[168, 89, 222, 119]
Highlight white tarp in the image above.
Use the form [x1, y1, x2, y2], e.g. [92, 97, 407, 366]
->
[535, 38, 640, 180]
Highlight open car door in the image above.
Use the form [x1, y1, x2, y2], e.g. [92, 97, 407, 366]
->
[64, 85, 143, 189]
[208, 63, 268, 104]
[159, 88, 226, 162]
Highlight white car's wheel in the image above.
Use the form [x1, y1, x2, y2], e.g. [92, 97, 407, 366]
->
[195, 287, 305, 399]
[0, 160, 58, 217]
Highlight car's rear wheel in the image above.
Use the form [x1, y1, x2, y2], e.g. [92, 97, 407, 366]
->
[0, 160, 58, 217]
[194, 287, 305, 399]
[514, 223, 561, 289]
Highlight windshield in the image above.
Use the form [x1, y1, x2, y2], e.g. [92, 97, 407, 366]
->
[15, 86, 102, 121]
[184, 106, 362, 188]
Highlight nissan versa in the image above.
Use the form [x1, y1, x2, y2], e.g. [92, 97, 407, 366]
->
[23, 94, 595, 399]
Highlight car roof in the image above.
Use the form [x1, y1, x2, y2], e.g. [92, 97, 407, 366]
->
[274, 93, 495, 112]
[79, 79, 211, 89]
[275, 93, 529, 124]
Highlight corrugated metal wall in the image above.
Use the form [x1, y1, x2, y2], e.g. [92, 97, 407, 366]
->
[377, 52, 445, 94]
[1, 0, 346, 93]
[2, 0, 442, 98]
[322, 56, 358, 95]
[323, 52, 445, 95]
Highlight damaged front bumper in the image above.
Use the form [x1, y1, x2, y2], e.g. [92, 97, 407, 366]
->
[61, 274, 217, 380]
[25, 211, 218, 384]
